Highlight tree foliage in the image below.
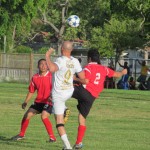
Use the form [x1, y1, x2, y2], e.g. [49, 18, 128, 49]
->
[89, 0, 150, 57]
[0, 0, 149, 56]
[0, 0, 38, 52]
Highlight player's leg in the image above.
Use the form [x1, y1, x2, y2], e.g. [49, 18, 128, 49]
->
[56, 114, 72, 149]
[72, 85, 95, 149]
[41, 104, 56, 142]
[11, 107, 38, 140]
[53, 92, 73, 149]
[73, 114, 86, 149]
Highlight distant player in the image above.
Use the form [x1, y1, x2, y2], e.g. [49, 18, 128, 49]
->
[72, 49, 127, 149]
[11, 59, 56, 142]
[45, 41, 86, 150]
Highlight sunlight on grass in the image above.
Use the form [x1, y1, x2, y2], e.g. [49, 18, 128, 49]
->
[0, 83, 150, 150]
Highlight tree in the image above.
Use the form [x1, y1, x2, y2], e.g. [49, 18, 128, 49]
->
[0, 0, 149, 56]
[110, 0, 150, 46]
[89, 0, 150, 60]
[34, 0, 70, 55]
[0, 0, 38, 52]
[90, 16, 145, 69]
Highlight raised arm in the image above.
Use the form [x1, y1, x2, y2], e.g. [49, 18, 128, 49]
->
[118, 61, 124, 68]
[137, 59, 142, 65]
[45, 48, 58, 73]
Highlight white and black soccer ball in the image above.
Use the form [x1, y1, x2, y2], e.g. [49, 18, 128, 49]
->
[67, 15, 80, 27]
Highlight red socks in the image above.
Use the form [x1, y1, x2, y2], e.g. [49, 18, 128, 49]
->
[19, 118, 29, 136]
[19, 118, 55, 140]
[42, 118, 56, 140]
[76, 125, 86, 144]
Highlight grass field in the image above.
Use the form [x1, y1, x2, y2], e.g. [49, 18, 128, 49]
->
[0, 82, 150, 150]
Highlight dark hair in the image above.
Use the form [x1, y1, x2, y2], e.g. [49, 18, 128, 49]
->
[129, 76, 134, 81]
[142, 60, 146, 66]
[38, 58, 46, 67]
[87, 49, 100, 64]
[124, 62, 128, 65]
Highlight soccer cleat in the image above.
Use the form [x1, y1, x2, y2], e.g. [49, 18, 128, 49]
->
[48, 138, 56, 143]
[11, 135, 25, 141]
[64, 108, 70, 124]
[73, 143, 83, 149]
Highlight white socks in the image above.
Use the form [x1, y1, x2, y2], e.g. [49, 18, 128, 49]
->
[61, 134, 72, 149]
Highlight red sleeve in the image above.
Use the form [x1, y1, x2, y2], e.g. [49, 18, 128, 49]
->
[84, 66, 91, 79]
[106, 67, 115, 78]
[28, 78, 36, 93]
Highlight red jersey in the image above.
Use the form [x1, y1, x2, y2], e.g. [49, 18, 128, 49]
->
[29, 71, 52, 104]
[84, 62, 115, 98]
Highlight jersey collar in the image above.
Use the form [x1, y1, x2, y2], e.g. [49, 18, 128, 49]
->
[88, 62, 98, 64]
[62, 55, 73, 60]
[38, 71, 49, 76]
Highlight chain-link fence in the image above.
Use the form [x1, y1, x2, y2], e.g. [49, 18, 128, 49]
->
[0, 53, 87, 83]
[0, 53, 150, 85]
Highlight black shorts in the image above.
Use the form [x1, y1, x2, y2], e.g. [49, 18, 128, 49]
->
[72, 85, 95, 118]
[30, 102, 52, 114]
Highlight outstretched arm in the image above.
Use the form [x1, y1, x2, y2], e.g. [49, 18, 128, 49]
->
[113, 69, 127, 78]
[74, 72, 89, 84]
[45, 48, 58, 73]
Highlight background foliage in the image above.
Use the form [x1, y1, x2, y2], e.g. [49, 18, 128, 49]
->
[0, 0, 150, 56]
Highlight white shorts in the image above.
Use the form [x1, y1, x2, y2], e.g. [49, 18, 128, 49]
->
[52, 89, 74, 115]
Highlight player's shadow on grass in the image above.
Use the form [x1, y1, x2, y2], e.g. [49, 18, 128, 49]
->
[0, 135, 29, 147]
[0, 135, 28, 143]
[0, 136, 11, 142]
[117, 96, 150, 101]
[0, 135, 22, 143]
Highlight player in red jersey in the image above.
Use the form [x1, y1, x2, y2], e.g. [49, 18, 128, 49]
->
[72, 49, 127, 149]
[11, 59, 56, 142]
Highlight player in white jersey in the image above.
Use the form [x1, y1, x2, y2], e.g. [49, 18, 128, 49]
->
[45, 41, 86, 150]
[52, 56, 82, 115]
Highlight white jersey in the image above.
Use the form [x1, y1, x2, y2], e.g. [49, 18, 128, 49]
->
[52, 56, 82, 93]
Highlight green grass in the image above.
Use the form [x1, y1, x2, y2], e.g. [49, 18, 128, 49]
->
[0, 82, 150, 150]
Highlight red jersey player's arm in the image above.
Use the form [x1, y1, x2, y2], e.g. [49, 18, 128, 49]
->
[22, 92, 34, 109]
[73, 74, 89, 84]
[45, 48, 58, 73]
[75, 71, 89, 84]
[113, 69, 127, 78]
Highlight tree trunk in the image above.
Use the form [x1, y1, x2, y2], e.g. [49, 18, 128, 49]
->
[9, 25, 16, 52]
[4, 35, 6, 53]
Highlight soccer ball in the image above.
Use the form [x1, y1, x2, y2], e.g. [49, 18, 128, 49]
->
[67, 15, 80, 27]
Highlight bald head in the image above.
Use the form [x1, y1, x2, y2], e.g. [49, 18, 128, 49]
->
[62, 41, 73, 51]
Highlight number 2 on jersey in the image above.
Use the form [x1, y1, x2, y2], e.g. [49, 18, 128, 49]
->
[94, 73, 100, 84]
